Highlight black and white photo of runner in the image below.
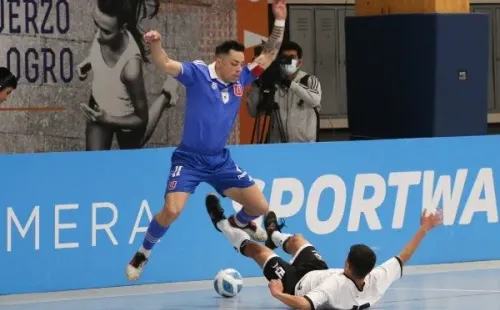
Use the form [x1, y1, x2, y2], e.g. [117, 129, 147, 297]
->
[77, 0, 174, 150]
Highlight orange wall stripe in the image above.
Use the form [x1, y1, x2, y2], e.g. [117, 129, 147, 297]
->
[237, 0, 269, 145]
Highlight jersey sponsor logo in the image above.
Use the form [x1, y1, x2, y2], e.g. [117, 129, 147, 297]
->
[234, 84, 243, 97]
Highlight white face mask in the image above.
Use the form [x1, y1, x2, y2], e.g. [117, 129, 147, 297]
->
[281, 59, 299, 75]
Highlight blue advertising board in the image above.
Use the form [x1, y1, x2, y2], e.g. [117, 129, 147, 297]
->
[1, 135, 499, 295]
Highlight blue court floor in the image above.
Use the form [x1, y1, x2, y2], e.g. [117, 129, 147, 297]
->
[1, 261, 500, 309]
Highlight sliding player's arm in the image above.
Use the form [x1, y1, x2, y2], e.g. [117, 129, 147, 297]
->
[269, 279, 312, 309]
[397, 209, 443, 265]
[369, 210, 442, 296]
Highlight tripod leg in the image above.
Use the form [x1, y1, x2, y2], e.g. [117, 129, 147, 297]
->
[273, 108, 287, 143]
[251, 114, 261, 144]
[264, 114, 272, 143]
[257, 115, 265, 144]
[261, 114, 270, 144]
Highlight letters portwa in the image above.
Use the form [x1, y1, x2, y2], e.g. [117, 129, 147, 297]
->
[232, 168, 498, 234]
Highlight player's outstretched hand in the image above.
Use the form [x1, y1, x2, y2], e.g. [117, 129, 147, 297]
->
[268, 279, 284, 297]
[144, 30, 161, 44]
[420, 208, 443, 232]
[272, 0, 287, 20]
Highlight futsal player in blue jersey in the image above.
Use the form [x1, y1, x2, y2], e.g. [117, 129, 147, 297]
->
[126, 0, 288, 281]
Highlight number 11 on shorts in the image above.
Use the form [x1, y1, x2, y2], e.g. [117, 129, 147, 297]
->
[171, 166, 183, 177]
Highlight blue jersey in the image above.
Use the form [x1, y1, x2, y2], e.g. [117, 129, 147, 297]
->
[174, 61, 257, 155]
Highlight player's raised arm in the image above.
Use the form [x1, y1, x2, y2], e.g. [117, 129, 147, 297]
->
[368, 209, 442, 296]
[144, 30, 182, 77]
[252, 0, 287, 71]
[397, 209, 443, 264]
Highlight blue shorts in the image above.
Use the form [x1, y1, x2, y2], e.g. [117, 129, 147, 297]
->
[165, 148, 255, 196]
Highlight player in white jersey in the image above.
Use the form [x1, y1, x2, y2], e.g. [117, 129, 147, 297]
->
[205, 194, 443, 310]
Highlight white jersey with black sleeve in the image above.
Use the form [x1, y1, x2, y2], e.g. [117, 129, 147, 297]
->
[294, 257, 403, 310]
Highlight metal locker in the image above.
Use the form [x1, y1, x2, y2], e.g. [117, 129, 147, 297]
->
[289, 8, 315, 76]
[314, 8, 339, 117]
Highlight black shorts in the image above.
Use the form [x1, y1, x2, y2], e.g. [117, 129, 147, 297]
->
[263, 245, 328, 295]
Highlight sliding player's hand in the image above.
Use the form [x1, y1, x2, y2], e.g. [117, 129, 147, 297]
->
[268, 279, 284, 297]
[420, 208, 443, 232]
[144, 30, 162, 44]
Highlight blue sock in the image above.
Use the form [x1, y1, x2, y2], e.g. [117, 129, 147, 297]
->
[235, 209, 259, 226]
[142, 218, 169, 250]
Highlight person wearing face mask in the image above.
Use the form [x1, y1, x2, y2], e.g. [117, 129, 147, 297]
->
[247, 41, 322, 143]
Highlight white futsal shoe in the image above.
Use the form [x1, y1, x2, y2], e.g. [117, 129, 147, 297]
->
[205, 193, 267, 242]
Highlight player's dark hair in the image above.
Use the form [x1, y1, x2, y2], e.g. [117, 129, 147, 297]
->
[97, 0, 160, 63]
[215, 40, 245, 56]
[0, 67, 17, 91]
[347, 244, 376, 279]
[280, 41, 303, 58]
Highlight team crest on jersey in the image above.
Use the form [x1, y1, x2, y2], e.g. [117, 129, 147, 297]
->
[221, 91, 230, 104]
[233, 84, 243, 97]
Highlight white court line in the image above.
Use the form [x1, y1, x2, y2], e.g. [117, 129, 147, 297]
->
[1, 260, 500, 306]
[390, 287, 500, 293]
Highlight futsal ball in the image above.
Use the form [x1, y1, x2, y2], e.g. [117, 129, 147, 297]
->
[213, 268, 243, 298]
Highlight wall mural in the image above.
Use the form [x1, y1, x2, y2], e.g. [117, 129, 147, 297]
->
[0, 0, 237, 153]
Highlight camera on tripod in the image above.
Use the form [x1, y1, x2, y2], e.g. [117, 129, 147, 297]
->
[250, 46, 291, 144]
[257, 52, 293, 92]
